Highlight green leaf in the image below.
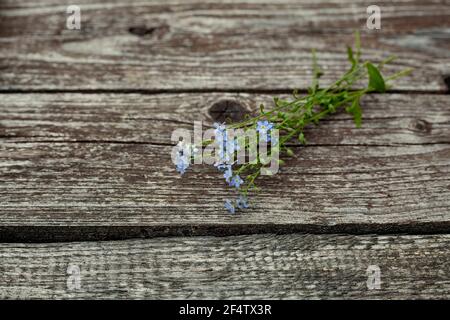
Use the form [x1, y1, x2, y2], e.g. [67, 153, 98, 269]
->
[259, 103, 265, 113]
[273, 97, 280, 107]
[366, 62, 386, 92]
[277, 111, 285, 120]
[346, 98, 362, 128]
[298, 132, 307, 145]
[286, 148, 294, 157]
[297, 118, 305, 127]
[347, 46, 356, 68]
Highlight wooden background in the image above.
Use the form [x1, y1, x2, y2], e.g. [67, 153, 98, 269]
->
[0, 0, 449, 299]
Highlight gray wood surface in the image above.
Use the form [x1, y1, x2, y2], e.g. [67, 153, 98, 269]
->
[0, 234, 448, 299]
[0, 93, 449, 235]
[0, 0, 449, 91]
[0, 0, 449, 300]
[1, 93, 450, 145]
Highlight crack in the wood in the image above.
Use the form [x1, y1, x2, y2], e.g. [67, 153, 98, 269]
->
[1, 139, 449, 147]
[0, 223, 449, 243]
[122, 117, 194, 126]
[0, 139, 175, 146]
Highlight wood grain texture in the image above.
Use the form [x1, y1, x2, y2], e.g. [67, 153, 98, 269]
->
[0, 234, 448, 299]
[1, 0, 449, 301]
[1, 94, 449, 233]
[2, 142, 450, 229]
[0, 0, 449, 91]
[1, 93, 450, 145]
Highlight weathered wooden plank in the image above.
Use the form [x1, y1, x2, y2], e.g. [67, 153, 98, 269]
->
[0, 234, 448, 299]
[1, 142, 450, 230]
[0, 0, 449, 91]
[1, 93, 450, 146]
[1, 93, 450, 231]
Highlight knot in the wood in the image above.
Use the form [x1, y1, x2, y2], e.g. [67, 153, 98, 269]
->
[208, 99, 248, 123]
[410, 119, 432, 134]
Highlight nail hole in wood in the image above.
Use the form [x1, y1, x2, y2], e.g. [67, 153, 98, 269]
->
[208, 100, 249, 123]
[128, 26, 156, 37]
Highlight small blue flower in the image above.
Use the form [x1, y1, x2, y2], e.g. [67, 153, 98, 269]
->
[214, 122, 233, 165]
[223, 165, 233, 182]
[225, 140, 234, 155]
[256, 120, 274, 133]
[214, 162, 227, 171]
[213, 122, 227, 132]
[223, 137, 239, 163]
[217, 147, 230, 164]
[230, 175, 244, 189]
[224, 199, 235, 214]
[175, 142, 190, 175]
[236, 195, 249, 209]
[176, 159, 189, 175]
[256, 120, 274, 142]
[214, 122, 227, 143]
[226, 137, 238, 152]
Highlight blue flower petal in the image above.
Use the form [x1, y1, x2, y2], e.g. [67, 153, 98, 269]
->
[236, 195, 249, 209]
[223, 165, 233, 182]
[224, 199, 235, 214]
[230, 175, 244, 189]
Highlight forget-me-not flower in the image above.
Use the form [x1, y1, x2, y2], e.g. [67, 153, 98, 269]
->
[214, 122, 230, 164]
[236, 195, 249, 209]
[223, 165, 233, 182]
[214, 162, 227, 171]
[175, 142, 190, 175]
[230, 175, 244, 189]
[224, 199, 235, 214]
[256, 120, 274, 142]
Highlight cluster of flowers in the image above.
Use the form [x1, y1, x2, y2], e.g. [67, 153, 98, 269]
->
[174, 120, 276, 213]
[173, 33, 412, 214]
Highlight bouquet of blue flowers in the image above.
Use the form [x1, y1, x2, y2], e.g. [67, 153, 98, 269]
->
[174, 32, 411, 213]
